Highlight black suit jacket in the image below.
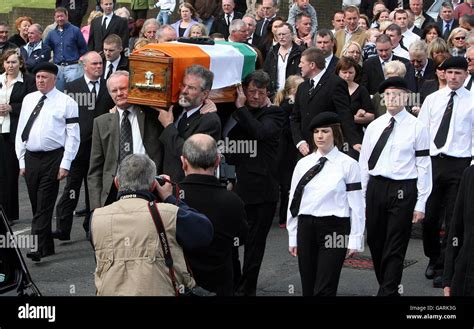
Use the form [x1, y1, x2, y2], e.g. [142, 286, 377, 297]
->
[225, 105, 285, 205]
[8, 73, 36, 142]
[159, 106, 221, 182]
[420, 12, 436, 31]
[326, 55, 339, 74]
[210, 11, 243, 40]
[88, 14, 129, 52]
[102, 55, 129, 79]
[64, 76, 114, 148]
[291, 71, 360, 150]
[180, 174, 248, 296]
[437, 19, 459, 40]
[404, 58, 436, 93]
[361, 54, 409, 95]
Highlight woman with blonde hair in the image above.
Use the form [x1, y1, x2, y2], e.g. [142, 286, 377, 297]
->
[189, 23, 208, 38]
[81, 11, 103, 43]
[427, 37, 450, 59]
[171, 2, 199, 38]
[274, 75, 304, 229]
[341, 41, 363, 66]
[447, 27, 468, 56]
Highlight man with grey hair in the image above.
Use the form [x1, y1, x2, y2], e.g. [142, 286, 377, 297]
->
[0, 22, 18, 56]
[20, 24, 51, 73]
[91, 153, 214, 296]
[405, 39, 436, 93]
[179, 134, 248, 296]
[243, 14, 260, 46]
[88, 70, 163, 214]
[210, 0, 244, 40]
[156, 64, 221, 183]
[228, 19, 249, 42]
[437, 1, 459, 40]
[156, 24, 178, 43]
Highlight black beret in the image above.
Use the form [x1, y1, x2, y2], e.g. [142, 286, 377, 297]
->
[438, 56, 468, 71]
[378, 77, 409, 94]
[33, 62, 58, 76]
[309, 112, 341, 131]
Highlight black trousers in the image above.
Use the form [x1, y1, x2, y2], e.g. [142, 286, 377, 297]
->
[132, 9, 147, 20]
[25, 148, 64, 255]
[366, 175, 417, 296]
[297, 215, 350, 296]
[1, 133, 19, 221]
[423, 156, 471, 271]
[236, 202, 276, 296]
[55, 141, 91, 235]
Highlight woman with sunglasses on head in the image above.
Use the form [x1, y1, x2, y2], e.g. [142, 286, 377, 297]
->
[287, 112, 365, 296]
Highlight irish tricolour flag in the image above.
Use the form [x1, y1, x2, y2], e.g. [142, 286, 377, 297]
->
[139, 41, 257, 102]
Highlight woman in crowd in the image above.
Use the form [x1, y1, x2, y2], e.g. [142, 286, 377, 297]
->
[370, 8, 390, 29]
[341, 41, 363, 66]
[189, 23, 208, 38]
[287, 112, 365, 296]
[171, 2, 199, 38]
[81, 11, 103, 43]
[257, 16, 285, 60]
[427, 37, 450, 59]
[0, 49, 36, 223]
[359, 14, 370, 30]
[335, 56, 374, 159]
[274, 75, 304, 229]
[139, 18, 160, 41]
[421, 23, 442, 44]
[447, 27, 468, 57]
[8, 16, 33, 48]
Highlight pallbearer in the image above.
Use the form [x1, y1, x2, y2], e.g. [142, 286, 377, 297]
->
[359, 77, 432, 296]
[287, 112, 365, 296]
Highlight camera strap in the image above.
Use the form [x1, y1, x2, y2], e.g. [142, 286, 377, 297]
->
[147, 200, 180, 296]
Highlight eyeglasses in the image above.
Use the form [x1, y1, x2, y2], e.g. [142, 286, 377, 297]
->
[454, 36, 466, 40]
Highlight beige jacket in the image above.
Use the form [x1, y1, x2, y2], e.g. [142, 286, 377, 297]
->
[92, 198, 195, 296]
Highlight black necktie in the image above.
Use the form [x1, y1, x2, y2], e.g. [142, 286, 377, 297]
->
[260, 18, 268, 36]
[466, 74, 473, 90]
[289, 157, 327, 217]
[443, 22, 450, 39]
[368, 117, 395, 170]
[106, 63, 114, 80]
[177, 112, 187, 134]
[226, 13, 231, 26]
[415, 70, 423, 91]
[21, 95, 47, 142]
[119, 110, 133, 164]
[90, 80, 98, 96]
[308, 79, 315, 95]
[434, 90, 456, 149]
[102, 16, 108, 31]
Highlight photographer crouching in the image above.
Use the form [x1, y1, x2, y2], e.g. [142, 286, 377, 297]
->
[90, 153, 214, 296]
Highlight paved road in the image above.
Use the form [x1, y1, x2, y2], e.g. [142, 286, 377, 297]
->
[12, 178, 442, 297]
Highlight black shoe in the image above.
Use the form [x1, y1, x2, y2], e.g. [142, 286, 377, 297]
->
[51, 230, 70, 241]
[425, 261, 436, 279]
[433, 275, 443, 288]
[26, 251, 41, 262]
[74, 208, 87, 217]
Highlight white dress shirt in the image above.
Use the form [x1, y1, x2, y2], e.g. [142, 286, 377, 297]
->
[325, 54, 334, 70]
[402, 29, 420, 50]
[295, 68, 327, 149]
[392, 44, 410, 60]
[84, 76, 101, 96]
[418, 86, 474, 158]
[117, 106, 146, 156]
[287, 147, 366, 251]
[102, 13, 113, 29]
[277, 46, 292, 91]
[15, 88, 80, 170]
[359, 109, 432, 213]
[105, 55, 121, 78]
[0, 72, 23, 133]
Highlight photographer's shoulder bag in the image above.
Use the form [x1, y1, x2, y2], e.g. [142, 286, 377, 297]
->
[147, 200, 215, 297]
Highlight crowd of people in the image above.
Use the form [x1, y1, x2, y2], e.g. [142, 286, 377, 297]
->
[0, 0, 474, 297]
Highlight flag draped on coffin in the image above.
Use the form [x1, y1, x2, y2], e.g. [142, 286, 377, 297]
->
[138, 42, 256, 102]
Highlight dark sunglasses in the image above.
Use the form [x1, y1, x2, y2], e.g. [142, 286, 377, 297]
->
[454, 36, 466, 40]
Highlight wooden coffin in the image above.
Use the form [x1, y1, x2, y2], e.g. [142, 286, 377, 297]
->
[128, 42, 256, 108]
